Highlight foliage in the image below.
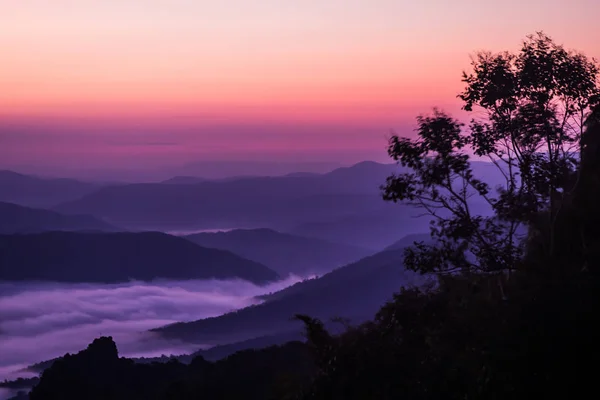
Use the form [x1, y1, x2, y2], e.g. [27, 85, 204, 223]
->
[383, 32, 600, 274]
[296, 32, 600, 399]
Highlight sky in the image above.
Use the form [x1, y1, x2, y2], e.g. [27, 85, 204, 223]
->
[1, 0, 599, 178]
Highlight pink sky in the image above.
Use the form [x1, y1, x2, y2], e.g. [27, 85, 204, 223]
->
[1, 0, 599, 175]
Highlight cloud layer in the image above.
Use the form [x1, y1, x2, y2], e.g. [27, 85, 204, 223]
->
[0, 277, 301, 381]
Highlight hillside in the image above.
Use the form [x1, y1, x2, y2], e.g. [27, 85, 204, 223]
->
[0, 201, 119, 234]
[383, 232, 432, 251]
[153, 243, 429, 344]
[0, 170, 100, 208]
[0, 232, 279, 284]
[288, 208, 433, 249]
[184, 228, 372, 276]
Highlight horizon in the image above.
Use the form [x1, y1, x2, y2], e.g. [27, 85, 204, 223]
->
[0, 158, 391, 182]
[2, 1, 600, 180]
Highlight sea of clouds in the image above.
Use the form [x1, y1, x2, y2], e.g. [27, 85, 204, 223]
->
[0, 276, 302, 383]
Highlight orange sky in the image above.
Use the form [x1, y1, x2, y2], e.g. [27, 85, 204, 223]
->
[1, 0, 599, 174]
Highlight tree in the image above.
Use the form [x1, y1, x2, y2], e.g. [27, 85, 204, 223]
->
[299, 33, 600, 400]
[383, 32, 599, 275]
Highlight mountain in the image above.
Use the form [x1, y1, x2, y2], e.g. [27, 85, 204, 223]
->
[27, 336, 314, 400]
[160, 176, 206, 184]
[173, 160, 342, 179]
[288, 208, 432, 250]
[283, 172, 321, 178]
[24, 332, 306, 377]
[184, 228, 373, 276]
[0, 170, 101, 208]
[153, 239, 430, 345]
[383, 232, 432, 251]
[53, 161, 504, 248]
[0, 201, 119, 234]
[0, 231, 279, 284]
[52, 161, 408, 232]
[129, 331, 307, 366]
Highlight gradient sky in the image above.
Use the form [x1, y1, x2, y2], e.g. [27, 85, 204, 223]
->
[1, 0, 599, 178]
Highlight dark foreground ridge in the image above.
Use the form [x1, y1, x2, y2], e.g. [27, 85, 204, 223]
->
[28, 336, 314, 400]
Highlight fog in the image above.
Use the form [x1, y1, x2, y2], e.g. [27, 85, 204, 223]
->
[0, 276, 302, 382]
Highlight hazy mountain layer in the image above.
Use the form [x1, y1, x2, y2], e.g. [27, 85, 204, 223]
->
[184, 228, 373, 276]
[0, 170, 102, 208]
[153, 241, 429, 344]
[0, 201, 119, 234]
[0, 232, 279, 284]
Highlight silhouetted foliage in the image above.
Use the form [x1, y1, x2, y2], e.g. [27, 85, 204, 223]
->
[0, 377, 39, 390]
[297, 32, 600, 399]
[383, 32, 599, 274]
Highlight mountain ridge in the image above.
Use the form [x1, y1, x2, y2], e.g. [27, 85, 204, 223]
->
[184, 228, 373, 276]
[0, 170, 101, 208]
[0, 231, 279, 284]
[0, 201, 119, 234]
[153, 239, 430, 344]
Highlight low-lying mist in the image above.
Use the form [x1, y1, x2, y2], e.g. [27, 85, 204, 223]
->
[0, 276, 302, 381]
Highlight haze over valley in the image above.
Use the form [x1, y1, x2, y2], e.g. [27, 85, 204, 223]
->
[0, 145, 551, 400]
[0, 161, 437, 396]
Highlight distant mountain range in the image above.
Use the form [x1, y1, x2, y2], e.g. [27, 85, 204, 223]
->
[1, 160, 504, 250]
[50, 162, 409, 246]
[184, 228, 373, 276]
[288, 209, 432, 250]
[0, 201, 119, 234]
[48, 161, 503, 249]
[0, 231, 279, 284]
[171, 160, 343, 180]
[153, 238, 431, 345]
[160, 176, 207, 185]
[0, 170, 102, 208]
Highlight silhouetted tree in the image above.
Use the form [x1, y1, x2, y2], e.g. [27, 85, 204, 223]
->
[383, 32, 599, 274]
[298, 33, 600, 400]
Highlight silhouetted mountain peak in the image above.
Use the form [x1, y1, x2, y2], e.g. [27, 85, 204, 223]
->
[85, 336, 119, 361]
